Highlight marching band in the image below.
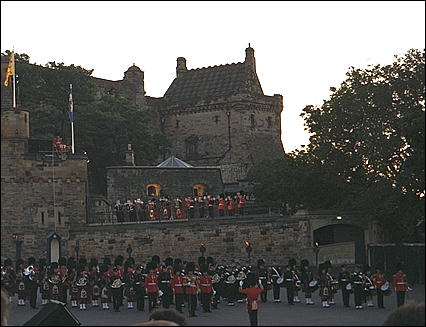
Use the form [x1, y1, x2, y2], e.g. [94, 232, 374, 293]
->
[0, 255, 413, 316]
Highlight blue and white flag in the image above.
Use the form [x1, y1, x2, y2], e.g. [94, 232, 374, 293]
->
[67, 84, 74, 123]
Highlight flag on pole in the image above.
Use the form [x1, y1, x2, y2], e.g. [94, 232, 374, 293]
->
[68, 84, 74, 122]
[3, 51, 14, 87]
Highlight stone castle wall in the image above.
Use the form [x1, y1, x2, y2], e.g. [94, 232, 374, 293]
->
[69, 215, 312, 266]
[106, 167, 224, 203]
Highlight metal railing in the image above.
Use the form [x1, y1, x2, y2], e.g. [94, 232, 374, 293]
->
[86, 202, 289, 225]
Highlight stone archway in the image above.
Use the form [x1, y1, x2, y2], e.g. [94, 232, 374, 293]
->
[313, 223, 366, 264]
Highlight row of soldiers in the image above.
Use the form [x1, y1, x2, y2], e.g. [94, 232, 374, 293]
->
[251, 258, 410, 309]
[1, 255, 410, 315]
[114, 193, 248, 222]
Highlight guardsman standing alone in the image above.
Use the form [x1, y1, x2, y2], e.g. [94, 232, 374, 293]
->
[392, 263, 409, 307]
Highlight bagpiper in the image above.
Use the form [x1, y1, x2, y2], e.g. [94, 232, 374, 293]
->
[363, 265, 376, 307]
[76, 274, 89, 310]
[25, 257, 39, 309]
[2, 259, 16, 303]
[318, 264, 331, 308]
[300, 259, 315, 305]
[326, 263, 338, 305]
[392, 263, 409, 307]
[16, 259, 26, 306]
[289, 259, 301, 303]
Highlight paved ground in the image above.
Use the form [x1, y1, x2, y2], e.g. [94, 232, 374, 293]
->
[7, 285, 425, 326]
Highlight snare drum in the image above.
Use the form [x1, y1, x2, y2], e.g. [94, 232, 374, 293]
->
[380, 281, 392, 296]
[345, 283, 354, 294]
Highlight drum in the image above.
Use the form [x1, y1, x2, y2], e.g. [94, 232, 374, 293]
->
[308, 280, 319, 292]
[345, 283, 353, 293]
[276, 277, 284, 287]
[330, 280, 340, 292]
[381, 282, 392, 296]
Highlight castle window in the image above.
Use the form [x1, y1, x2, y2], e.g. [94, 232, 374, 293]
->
[185, 135, 199, 159]
[146, 184, 161, 197]
[41, 212, 45, 225]
[267, 116, 272, 128]
[193, 184, 207, 197]
[250, 114, 255, 129]
[58, 212, 61, 225]
[176, 120, 180, 128]
[214, 116, 219, 124]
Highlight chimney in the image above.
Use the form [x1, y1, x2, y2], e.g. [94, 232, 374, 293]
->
[245, 43, 256, 72]
[125, 143, 135, 166]
[176, 57, 187, 77]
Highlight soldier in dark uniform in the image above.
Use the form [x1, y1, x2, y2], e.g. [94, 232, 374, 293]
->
[158, 262, 173, 308]
[110, 267, 124, 312]
[338, 264, 351, 307]
[25, 257, 39, 309]
[134, 265, 146, 311]
[283, 265, 295, 305]
[351, 265, 364, 309]
[300, 259, 315, 305]
[269, 260, 282, 303]
[257, 259, 269, 303]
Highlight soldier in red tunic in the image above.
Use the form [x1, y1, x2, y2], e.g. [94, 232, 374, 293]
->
[184, 262, 199, 317]
[145, 262, 159, 312]
[237, 192, 246, 216]
[217, 196, 226, 217]
[372, 266, 387, 309]
[226, 196, 235, 216]
[199, 264, 213, 313]
[392, 263, 409, 307]
[171, 266, 185, 313]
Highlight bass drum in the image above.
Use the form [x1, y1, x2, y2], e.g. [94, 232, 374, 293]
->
[308, 280, 319, 292]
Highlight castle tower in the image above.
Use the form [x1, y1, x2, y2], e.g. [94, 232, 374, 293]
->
[161, 46, 284, 190]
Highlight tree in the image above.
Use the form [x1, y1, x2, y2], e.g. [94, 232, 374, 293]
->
[5, 51, 170, 194]
[300, 48, 425, 241]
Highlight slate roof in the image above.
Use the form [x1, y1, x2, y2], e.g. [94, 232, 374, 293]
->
[156, 156, 193, 168]
[163, 62, 264, 105]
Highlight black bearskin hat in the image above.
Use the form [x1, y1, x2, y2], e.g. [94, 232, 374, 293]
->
[165, 257, 173, 267]
[257, 259, 265, 267]
[206, 256, 214, 265]
[58, 257, 67, 266]
[324, 260, 332, 269]
[51, 262, 59, 270]
[200, 263, 208, 273]
[89, 257, 98, 267]
[146, 261, 155, 272]
[198, 256, 206, 266]
[152, 255, 160, 265]
[67, 259, 76, 270]
[246, 272, 257, 287]
[99, 263, 108, 273]
[186, 262, 195, 272]
[288, 258, 297, 268]
[173, 265, 182, 274]
[28, 257, 36, 266]
[79, 257, 87, 266]
[103, 256, 112, 266]
[38, 258, 47, 268]
[174, 258, 182, 266]
[300, 259, 309, 270]
[114, 256, 123, 267]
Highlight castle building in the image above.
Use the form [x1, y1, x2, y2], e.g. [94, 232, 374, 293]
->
[94, 45, 285, 191]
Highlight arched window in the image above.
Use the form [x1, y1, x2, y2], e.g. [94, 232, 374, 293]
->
[146, 184, 161, 197]
[193, 184, 207, 197]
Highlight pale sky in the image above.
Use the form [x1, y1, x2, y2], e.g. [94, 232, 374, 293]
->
[1, 1, 425, 152]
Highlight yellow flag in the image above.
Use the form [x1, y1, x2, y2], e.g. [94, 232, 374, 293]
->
[3, 51, 14, 87]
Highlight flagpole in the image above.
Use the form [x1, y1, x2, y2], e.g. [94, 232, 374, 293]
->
[12, 48, 16, 108]
[69, 83, 75, 154]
